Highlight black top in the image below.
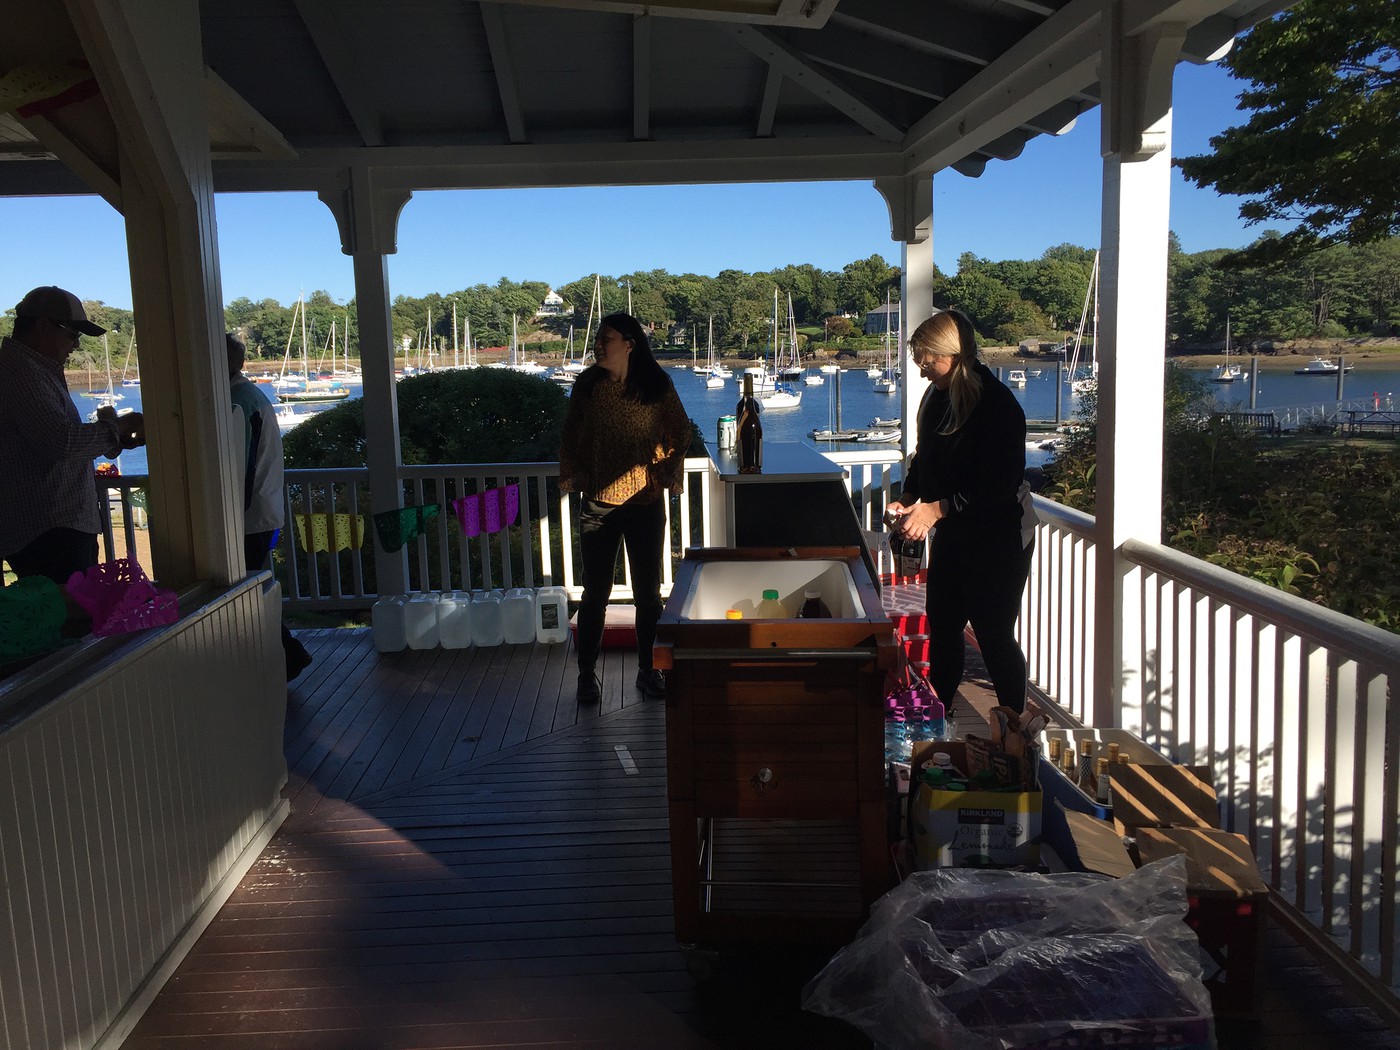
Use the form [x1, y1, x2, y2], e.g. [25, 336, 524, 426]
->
[901, 362, 1027, 532]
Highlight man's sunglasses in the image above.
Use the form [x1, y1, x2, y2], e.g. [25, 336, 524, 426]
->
[51, 319, 84, 339]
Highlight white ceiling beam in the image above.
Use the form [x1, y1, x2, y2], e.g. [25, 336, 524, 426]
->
[193, 137, 904, 194]
[480, 3, 528, 144]
[901, 0, 1245, 175]
[290, 0, 384, 147]
[725, 23, 904, 142]
[17, 112, 121, 206]
[633, 13, 651, 141]
[756, 65, 782, 137]
[830, 0, 1009, 67]
[204, 68, 296, 160]
[488, 0, 840, 28]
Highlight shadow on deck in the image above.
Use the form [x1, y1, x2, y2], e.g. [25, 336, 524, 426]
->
[119, 619, 1400, 1049]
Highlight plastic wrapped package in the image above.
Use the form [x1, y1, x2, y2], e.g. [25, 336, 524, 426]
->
[802, 856, 1215, 1050]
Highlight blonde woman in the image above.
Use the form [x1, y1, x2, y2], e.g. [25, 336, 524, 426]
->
[885, 309, 1037, 713]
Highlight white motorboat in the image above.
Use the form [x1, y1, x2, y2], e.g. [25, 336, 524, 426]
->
[869, 417, 901, 429]
[857, 428, 901, 443]
[803, 372, 825, 385]
[1007, 369, 1027, 386]
[1294, 356, 1353, 375]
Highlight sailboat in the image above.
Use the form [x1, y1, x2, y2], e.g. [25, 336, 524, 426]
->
[1210, 315, 1242, 383]
[759, 288, 801, 409]
[83, 332, 125, 402]
[118, 329, 140, 387]
[872, 292, 898, 394]
[704, 317, 726, 389]
[278, 294, 351, 404]
[1067, 252, 1100, 394]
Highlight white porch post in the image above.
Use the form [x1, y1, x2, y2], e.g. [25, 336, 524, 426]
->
[1093, 3, 1184, 728]
[318, 168, 411, 595]
[71, 0, 241, 588]
[873, 175, 933, 458]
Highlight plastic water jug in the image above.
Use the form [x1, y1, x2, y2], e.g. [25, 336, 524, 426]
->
[502, 587, 536, 644]
[437, 591, 473, 649]
[371, 595, 408, 652]
[535, 585, 569, 644]
[470, 590, 505, 647]
[404, 593, 440, 649]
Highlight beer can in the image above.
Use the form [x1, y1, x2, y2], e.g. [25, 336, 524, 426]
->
[718, 414, 737, 451]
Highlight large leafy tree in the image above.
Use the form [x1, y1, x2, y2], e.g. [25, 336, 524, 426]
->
[1177, 0, 1400, 265]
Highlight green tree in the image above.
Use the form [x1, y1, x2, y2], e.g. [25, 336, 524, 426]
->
[1176, 0, 1400, 265]
[284, 369, 571, 469]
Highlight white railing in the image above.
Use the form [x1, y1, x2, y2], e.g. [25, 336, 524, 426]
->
[91, 461, 1400, 1002]
[0, 577, 287, 1050]
[1017, 495, 1400, 1003]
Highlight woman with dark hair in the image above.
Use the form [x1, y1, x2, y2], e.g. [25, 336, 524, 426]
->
[558, 312, 692, 703]
[885, 308, 1037, 713]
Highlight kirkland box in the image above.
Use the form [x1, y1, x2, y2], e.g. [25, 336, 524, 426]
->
[909, 742, 1042, 868]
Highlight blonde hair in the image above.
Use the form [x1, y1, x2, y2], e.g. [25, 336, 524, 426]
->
[910, 309, 982, 433]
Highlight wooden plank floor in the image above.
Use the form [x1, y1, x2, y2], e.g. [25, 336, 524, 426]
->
[120, 608, 1400, 1049]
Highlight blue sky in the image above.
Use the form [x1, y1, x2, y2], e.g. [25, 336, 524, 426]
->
[0, 62, 1257, 313]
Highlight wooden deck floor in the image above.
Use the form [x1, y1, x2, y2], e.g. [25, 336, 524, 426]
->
[119, 613, 1400, 1049]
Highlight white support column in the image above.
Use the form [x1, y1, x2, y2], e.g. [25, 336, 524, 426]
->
[318, 168, 412, 595]
[1093, 3, 1185, 728]
[71, 0, 241, 588]
[873, 174, 933, 459]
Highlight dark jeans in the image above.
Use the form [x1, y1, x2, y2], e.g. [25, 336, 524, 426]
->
[246, 530, 308, 668]
[925, 522, 1034, 713]
[3, 528, 98, 587]
[576, 497, 665, 675]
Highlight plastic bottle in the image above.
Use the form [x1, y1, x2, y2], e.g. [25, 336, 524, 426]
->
[404, 593, 441, 649]
[534, 585, 569, 644]
[797, 589, 831, 618]
[502, 587, 536, 644]
[736, 372, 762, 474]
[437, 590, 474, 649]
[470, 590, 505, 647]
[755, 588, 787, 618]
[883, 711, 910, 765]
[371, 594, 408, 652]
[923, 697, 948, 741]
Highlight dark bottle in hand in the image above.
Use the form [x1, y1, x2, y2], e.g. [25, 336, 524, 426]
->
[736, 372, 762, 474]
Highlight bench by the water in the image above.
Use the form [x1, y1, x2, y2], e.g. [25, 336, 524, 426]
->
[1212, 410, 1281, 436]
[1343, 410, 1400, 437]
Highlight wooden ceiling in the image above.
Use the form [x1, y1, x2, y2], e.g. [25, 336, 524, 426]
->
[0, 0, 1277, 198]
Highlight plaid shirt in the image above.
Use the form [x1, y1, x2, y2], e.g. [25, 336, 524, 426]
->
[0, 337, 121, 555]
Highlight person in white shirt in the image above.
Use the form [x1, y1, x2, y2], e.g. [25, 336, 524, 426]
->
[228, 334, 311, 681]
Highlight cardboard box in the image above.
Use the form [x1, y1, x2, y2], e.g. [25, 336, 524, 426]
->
[1109, 762, 1220, 832]
[1064, 801, 1267, 1016]
[909, 742, 1041, 868]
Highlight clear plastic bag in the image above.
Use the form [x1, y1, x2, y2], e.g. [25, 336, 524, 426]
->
[802, 855, 1214, 1050]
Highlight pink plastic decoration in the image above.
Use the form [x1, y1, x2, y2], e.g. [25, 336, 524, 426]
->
[452, 493, 482, 537]
[66, 558, 179, 637]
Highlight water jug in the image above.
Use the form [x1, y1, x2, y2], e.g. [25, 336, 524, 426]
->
[371, 594, 408, 652]
[470, 590, 505, 647]
[502, 587, 536, 644]
[437, 590, 473, 649]
[534, 585, 569, 644]
[404, 593, 441, 649]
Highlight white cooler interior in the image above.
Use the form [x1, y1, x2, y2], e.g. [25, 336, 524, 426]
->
[678, 559, 865, 619]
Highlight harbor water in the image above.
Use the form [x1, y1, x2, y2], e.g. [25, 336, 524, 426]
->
[77, 358, 1400, 480]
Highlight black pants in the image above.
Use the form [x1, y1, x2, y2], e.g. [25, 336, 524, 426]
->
[246, 530, 308, 669]
[3, 528, 98, 587]
[925, 522, 1034, 713]
[576, 497, 665, 675]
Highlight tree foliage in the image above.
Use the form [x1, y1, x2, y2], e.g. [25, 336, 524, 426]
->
[283, 369, 571, 469]
[1176, 0, 1400, 266]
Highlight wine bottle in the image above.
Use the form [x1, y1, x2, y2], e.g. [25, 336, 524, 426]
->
[736, 372, 762, 474]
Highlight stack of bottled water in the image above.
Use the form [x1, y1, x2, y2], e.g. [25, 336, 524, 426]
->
[884, 675, 953, 768]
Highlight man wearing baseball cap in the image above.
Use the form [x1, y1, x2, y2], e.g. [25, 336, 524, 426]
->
[1, 286, 146, 588]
